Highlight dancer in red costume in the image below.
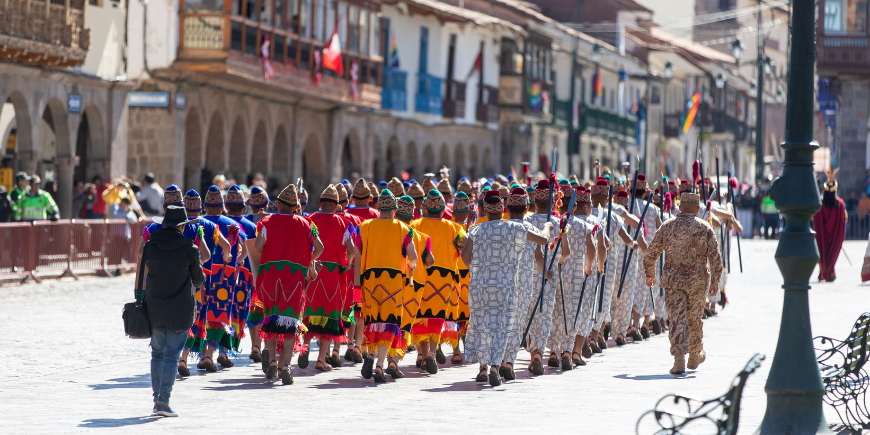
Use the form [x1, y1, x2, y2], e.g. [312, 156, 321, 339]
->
[813, 168, 847, 282]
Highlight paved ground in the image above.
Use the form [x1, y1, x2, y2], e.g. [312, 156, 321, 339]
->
[1, 238, 868, 434]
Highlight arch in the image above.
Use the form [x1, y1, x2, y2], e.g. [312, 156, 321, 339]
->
[4, 92, 33, 160]
[272, 125, 291, 187]
[184, 107, 203, 189]
[228, 116, 247, 183]
[340, 128, 363, 180]
[422, 144, 435, 174]
[406, 141, 418, 179]
[42, 98, 71, 160]
[469, 143, 480, 180]
[250, 120, 269, 182]
[204, 111, 225, 191]
[386, 136, 401, 180]
[439, 143, 450, 170]
[454, 143, 467, 180]
[302, 133, 325, 212]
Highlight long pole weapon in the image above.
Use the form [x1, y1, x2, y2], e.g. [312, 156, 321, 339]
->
[597, 185, 614, 315]
[572, 274, 590, 329]
[728, 166, 743, 272]
[659, 173, 666, 297]
[536, 149, 558, 313]
[617, 181, 658, 298]
[716, 146, 727, 269]
[618, 162, 640, 288]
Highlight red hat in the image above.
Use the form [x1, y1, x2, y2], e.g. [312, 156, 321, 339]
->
[614, 190, 630, 206]
[615, 190, 629, 198]
[510, 187, 526, 195]
[635, 173, 648, 189]
[591, 178, 610, 195]
[577, 186, 592, 204]
[484, 190, 502, 199]
[535, 179, 550, 190]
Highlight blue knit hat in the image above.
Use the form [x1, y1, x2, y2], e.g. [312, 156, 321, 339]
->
[163, 184, 183, 206]
[184, 189, 202, 212]
[225, 185, 245, 207]
[204, 185, 224, 207]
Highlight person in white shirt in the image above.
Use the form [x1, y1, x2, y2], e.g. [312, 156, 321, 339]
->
[137, 173, 164, 216]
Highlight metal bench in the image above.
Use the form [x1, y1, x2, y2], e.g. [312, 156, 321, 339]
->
[635, 354, 765, 435]
[814, 312, 870, 432]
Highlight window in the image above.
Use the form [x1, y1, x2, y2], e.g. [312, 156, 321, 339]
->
[419, 26, 429, 74]
[371, 12, 380, 57]
[314, 0, 324, 40]
[297, 0, 309, 37]
[825, 0, 868, 33]
[189, 0, 224, 13]
[275, 0, 288, 29]
[349, 6, 359, 52]
[500, 38, 522, 75]
[325, 0, 334, 37]
[338, 3, 347, 47]
[359, 10, 368, 54]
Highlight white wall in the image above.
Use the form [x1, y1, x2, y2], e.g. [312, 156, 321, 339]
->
[81, 1, 128, 79]
[127, 0, 180, 79]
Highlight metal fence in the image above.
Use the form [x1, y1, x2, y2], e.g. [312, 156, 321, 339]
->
[847, 212, 870, 241]
[0, 219, 144, 285]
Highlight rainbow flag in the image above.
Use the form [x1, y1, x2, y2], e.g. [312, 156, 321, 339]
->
[528, 82, 543, 111]
[390, 37, 399, 68]
[592, 67, 602, 102]
[682, 92, 700, 133]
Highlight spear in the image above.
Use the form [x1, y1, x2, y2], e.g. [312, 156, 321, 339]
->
[716, 146, 726, 269]
[617, 181, 658, 298]
[618, 163, 640, 287]
[659, 173, 666, 297]
[729, 165, 743, 272]
[536, 148, 558, 313]
[572, 274, 590, 329]
[598, 185, 614, 314]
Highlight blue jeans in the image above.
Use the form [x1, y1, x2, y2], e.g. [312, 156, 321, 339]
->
[150, 329, 187, 406]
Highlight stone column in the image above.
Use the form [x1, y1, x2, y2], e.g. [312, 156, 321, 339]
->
[56, 156, 74, 219]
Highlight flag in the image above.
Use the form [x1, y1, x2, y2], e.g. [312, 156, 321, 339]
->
[312, 51, 322, 85]
[527, 82, 543, 111]
[322, 30, 343, 76]
[390, 37, 400, 68]
[261, 34, 276, 80]
[682, 92, 700, 133]
[465, 47, 482, 81]
[592, 67, 602, 102]
[350, 60, 360, 100]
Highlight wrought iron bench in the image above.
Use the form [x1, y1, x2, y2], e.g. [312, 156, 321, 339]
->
[814, 312, 870, 432]
[635, 354, 765, 435]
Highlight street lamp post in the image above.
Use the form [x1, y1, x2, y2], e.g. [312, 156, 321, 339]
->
[755, 0, 830, 432]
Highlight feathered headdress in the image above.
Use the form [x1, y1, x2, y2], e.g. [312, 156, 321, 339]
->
[663, 191, 673, 213]
[729, 177, 738, 191]
[824, 167, 839, 192]
[692, 161, 700, 184]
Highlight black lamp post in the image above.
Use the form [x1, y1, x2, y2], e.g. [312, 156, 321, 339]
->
[755, 0, 830, 432]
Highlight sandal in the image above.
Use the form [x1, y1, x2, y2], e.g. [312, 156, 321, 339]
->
[503, 363, 516, 381]
[298, 350, 310, 369]
[435, 347, 447, 364]
[280, 365, 294, 385]
[602, 323, 611, 341]
[548, 352, 560, 368]
[216, 354, 234, 368]
[351, 346, 364, 364]
[344, 347, 355, 362]
[266, 360, 278, 379]
[561, 352, 573, 371]
[361, 354, 374, 379]
[616, 335, 627, 346]
[416, 354, 424, 368]
[385, 362, 403, 379]
[315, 360, 332, 372]
[424, 354, 438, 375]
[177, 360, 190, 377]
[581, 340, 593, 359]
[261, 348, 271, 373]
[489, 368, 502, 387]
[572, 351, 586, 366]
[199, 356, 218, 373]
[475, 368, 489, 382]
[327, 351, 342, 368]
[597, 335, 608, 350]
[451, 354, 463, 365]
[529, 351, 544, 376]
[588, 337, 602, 354]
[373, 366, 387, 383]
[250, 345, 262, 363]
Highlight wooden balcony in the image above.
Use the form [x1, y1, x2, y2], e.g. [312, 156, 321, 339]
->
[0, 0, 90, 67]
[817, 34, 870, 74]
[579, 106, 637, 144]
[475, 84, 498, 123]
[176, 13, 382, 109]
[442, 79, 466, 119]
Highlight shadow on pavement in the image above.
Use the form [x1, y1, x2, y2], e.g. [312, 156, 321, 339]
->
[422, 379, 513, 392]
[201, 377, 278, 391]
[88, 374, 151, 390]
[79, 416, 160, 428]
[613, 373, 697, 381]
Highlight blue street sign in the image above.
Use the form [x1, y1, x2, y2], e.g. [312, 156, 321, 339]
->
[128, 92, 170, 107]
[68, 95, 82, 113]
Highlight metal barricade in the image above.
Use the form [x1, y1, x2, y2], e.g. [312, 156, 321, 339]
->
[32, 219, 74, 279]
[104, 219, 144, 271]
[0, 222, 37, 284]
[70, 219, 108, 276]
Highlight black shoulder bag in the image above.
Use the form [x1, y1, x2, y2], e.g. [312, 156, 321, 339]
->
[123, 243, 151, 339]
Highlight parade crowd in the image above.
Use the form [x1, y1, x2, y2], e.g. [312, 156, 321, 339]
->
[135, 161, 741, 417]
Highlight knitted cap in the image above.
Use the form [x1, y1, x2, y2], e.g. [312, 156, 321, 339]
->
[423, 189, 446, 213]
[614, 190, 629, 207]
[225, 185, 245, 207]
[636, 174, 648, 189]
[407, 182, 425, 200]
[248, 186, 269, 209]
[278, 184, 299, 207]
[204, 185, 224, 207]
[482, 190, 504, 215]
[680, 192, 700, 204]
[534, 179, 551, 202]
[352, 178, 371, 200]
[377, 189, 398, 211]
[506, 187, 529, 207]
[453, 191, 470, 212]
[336, 183, 349, 203]
[590, 177, 610, 196]
[396, 195, 416, 218]
[497, 184, 510, 199]
[321, 184, 339, 203]
[437, 178, 453, 196]
[456, 179, 473, 196]
[184, 189, 202, 212]
[368, 182, 379, 199]
[577, 187, 592, 204]
[387, 177, 405, 197]
[163, 184, 183, 207]
[678, 180, 692, 193]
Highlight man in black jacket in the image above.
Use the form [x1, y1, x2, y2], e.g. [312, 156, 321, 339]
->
[139, 206, 205, 417]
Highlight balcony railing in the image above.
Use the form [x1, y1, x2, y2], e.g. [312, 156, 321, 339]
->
[0, 0, 90, 67]
[580, 105, 638, 144]
[178, 11, 382, 108]
[442, 80, 466, 119]
[381, 68, 407, 111]
[664, 113, 682, 138]
[553, 98, 571, 128]
[476, 84, 498, 123]
[415, 73, 443, 115]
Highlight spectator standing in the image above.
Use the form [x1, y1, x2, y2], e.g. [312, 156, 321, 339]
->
[92, 176, 110, 218]
[137, 173, 164, 216]
[0, 186, 11, 222]
[138, 206, 205, 417]
[16, 176, 59, 221]
[10, 172, 29, 221]
[760, 190, 779, 239]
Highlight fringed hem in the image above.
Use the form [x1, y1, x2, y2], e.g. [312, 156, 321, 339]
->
[440, 321, 460, 349]
[410, 318, 446, 346]
[363, 323, 402, 356]
[304, 315, 345, 338]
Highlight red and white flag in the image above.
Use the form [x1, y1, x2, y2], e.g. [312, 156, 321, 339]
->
[322, 30, 343, 76]
[312, 51, 322, 86]
[350, 60, 360, 100]
[465, 47, 482, 81]
[261, 34, 276, 80]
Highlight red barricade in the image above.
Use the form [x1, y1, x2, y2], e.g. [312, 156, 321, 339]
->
[70, 219, 109, 276]
[0, 222, 36, 283]
[104, 220, 145, 271]
[32, 219, 74, 279]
